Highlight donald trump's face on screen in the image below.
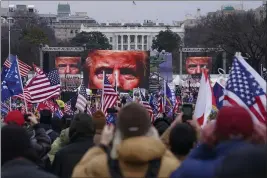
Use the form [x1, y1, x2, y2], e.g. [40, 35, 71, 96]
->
[85, 50, 148, 91]
[55, 57, 80, 74]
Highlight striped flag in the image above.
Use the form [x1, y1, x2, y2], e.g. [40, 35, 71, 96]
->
[157, 91, 164, 113]
[64, 100, 72, 115]
[4, 56, 32, 77]
[140, 91, 155, 122]
[173, 96, 182, 113]
[75, 82, 87, 112]
[224, 56, 266, 124]
[15, 66, 61, 103]
[103, 74, 118, 116]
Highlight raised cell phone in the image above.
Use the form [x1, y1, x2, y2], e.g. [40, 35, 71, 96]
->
[182, 104, 193, 122]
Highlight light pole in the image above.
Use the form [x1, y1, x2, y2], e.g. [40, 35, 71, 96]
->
[179, 44, 183, 86]
[7, 6, 12, 110]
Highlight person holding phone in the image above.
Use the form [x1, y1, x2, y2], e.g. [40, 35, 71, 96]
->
[3, 111, 52, 170]
[170, 106, 267, 178]
[72, 103, 180, 178]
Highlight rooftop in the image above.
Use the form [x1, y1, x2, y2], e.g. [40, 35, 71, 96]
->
[57, 3, 71, 13]
[39, 13, 57, 18]
[82, 21, 183, 28]
[59, 15, 95, 21]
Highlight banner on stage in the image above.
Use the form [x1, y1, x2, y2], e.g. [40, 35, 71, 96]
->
[55, 56, 82, 91]
[83, 50, 150, 91]
[186, 57, 212, 75]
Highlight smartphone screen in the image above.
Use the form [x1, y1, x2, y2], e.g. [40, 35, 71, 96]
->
[182, 104, 193, 121]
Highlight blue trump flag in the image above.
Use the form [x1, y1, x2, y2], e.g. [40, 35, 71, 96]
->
[1, 65, 9, 81]
[1, 56, 23, 102]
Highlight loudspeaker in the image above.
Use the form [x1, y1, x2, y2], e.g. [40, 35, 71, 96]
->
[43, 52, 50, 73]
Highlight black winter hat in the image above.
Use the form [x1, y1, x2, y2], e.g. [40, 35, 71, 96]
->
[117, 102, 151, 138]
[39, 109, 52, 125]
[69, 113, 95, 140]
[1, 124, 35, 165]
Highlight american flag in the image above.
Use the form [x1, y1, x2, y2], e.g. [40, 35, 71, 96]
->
[86, 105, 92, 115]
[15, 66, 61, 103]
[173, 96, 182, 113]
[140, 91, 155, 122]
[103, 75, 118, 116]
[64, 100, 73, 115]
[75, 82, 87, 112]
[4, 57, 32, 77]
[224, 57, 267, 123]
[1, 102, 10, 115]
[157, 91, 164, 113]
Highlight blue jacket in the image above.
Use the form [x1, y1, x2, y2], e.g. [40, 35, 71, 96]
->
[170, 139, 253, 178]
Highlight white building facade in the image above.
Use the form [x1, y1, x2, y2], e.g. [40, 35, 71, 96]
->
[80, 23, 185, 50]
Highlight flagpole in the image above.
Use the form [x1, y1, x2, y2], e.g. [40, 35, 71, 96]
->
[115, 73, 118, 93]
[8, 0, 12, 111]
[115, 73, 119, 107]
[163, 80, 166, 113]
[16, 56, 28, 113]
[101, 71, 105, 112]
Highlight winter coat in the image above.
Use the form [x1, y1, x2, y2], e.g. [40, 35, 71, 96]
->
[1, 158, 58, 178]
[52, 136, 94, 178]
[170, 139, 254, 178]
[39, 123, 59, 144]
[28, 124, 52, 159]
[72, 136, 180, 178]
[48, 128, 69, 163]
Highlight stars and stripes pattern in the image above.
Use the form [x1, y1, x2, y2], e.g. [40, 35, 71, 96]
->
[140, 91, 155, 122]
[15, 66, 61, 103]
[64, 100, 72, 115]
[157, 91, 163, 113]
[173, 96, 182, 113]
[224, 57, 267, 123]
[4, 57, 32, 77]
[75, 82, 87, 112]
[103, 75, 118, 116]
[1, 101, 10, 115]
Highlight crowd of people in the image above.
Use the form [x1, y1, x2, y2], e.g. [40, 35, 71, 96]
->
[1, 102, 266, 178]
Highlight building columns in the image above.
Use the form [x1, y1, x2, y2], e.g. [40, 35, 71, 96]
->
[116, 35, 119, 50]
[127, 35, 130, 50]
[121, 35, 124, 50]
[142, 35, 144, 50]
[135, 35, 138, 50]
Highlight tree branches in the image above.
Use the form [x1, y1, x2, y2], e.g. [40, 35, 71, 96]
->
[185, 11, 266, 72]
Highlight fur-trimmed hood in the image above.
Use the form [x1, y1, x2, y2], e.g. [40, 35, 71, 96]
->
[72, 126, 180, 178]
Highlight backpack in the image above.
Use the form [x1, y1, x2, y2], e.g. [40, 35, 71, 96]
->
[45, 129, 53, 136]
[106, 148, 162, 178]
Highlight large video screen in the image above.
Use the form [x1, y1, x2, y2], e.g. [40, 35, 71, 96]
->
[83, 50, 150, 91]
[186, 57, 212, 75]
[55, 56, 82, 91]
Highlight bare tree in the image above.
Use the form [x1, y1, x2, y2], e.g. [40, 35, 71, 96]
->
[185, 11, 266, 72]
[1, 11, 57, 66]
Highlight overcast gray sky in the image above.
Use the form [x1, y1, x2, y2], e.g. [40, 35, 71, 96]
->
[1, 1, 263, 23]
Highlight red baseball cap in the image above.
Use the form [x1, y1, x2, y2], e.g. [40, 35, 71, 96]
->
[4, 110, 25, 126]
